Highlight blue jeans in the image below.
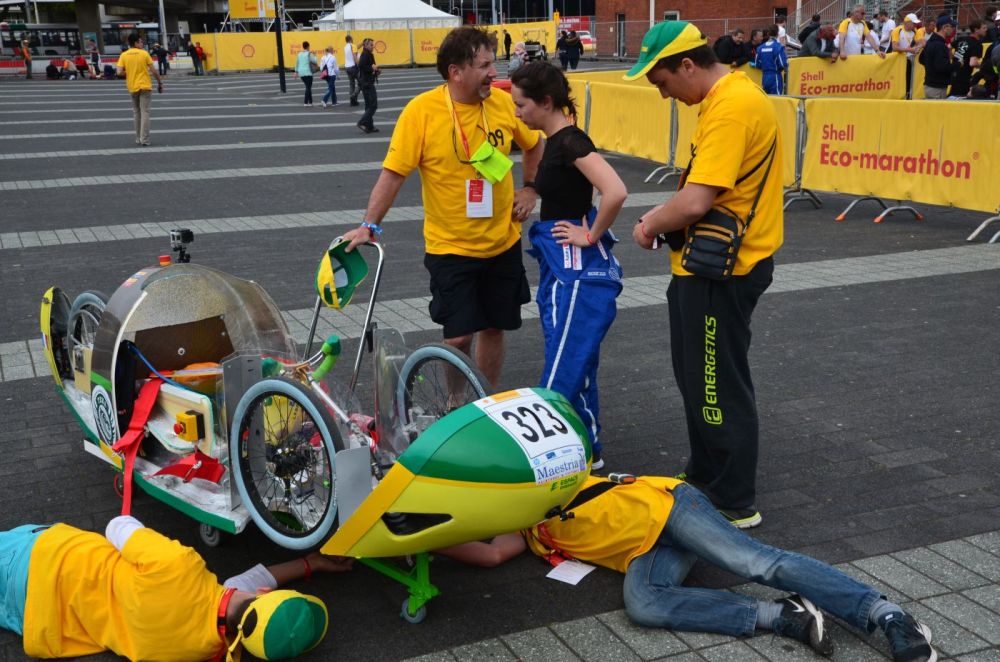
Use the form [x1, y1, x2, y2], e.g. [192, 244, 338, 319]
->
[623, 484, 880, 637]
[322, 75, 337, 104]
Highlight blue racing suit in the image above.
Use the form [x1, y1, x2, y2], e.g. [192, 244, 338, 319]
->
[527, 209, 622, 457]
[754, 38, 788, 95]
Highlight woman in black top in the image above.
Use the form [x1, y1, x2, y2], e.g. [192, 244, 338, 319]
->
[510, 61, 627, 470]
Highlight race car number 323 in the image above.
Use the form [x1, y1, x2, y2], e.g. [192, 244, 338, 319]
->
[477, 390, 586, 485]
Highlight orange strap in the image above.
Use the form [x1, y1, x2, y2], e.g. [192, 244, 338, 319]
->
[111, 378, 163, 516]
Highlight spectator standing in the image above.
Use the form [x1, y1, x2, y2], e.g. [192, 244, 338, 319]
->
[919, 16, 959, 99]
[503, 29, 512, 60]
[87, 39, 101, 78]
[294, 42, 318, 107]
[755, 25, 788, 94]
[508, 41, 526, 73]
[914, 18, 935, 49]
[969, 40, 1000, 97]
[892, 14, 920, 97]
[511, 61, 628, 471]
[950, 20, 986, 97]
[837, 4, 884, 59]
[356, 38, 380, 133]
[340, 27, 543, 390]
[565, 31, 583, 70]
[190, 41, 205, 75]
[320, 46, 339, 108]
[19, 40, 32, 79]
[797, 14, 822, 43]
[774, 15, 788, 46]
[343, 35, 360, 106]
[745, 29, 765, 63]
[116, 32, 163, 147]
[801, 24, 837, 58]
[626, 21, 783, 529]
[713, 29, 747, 65]
[878, 10, 896, 52]
[985, 7, 999, 42]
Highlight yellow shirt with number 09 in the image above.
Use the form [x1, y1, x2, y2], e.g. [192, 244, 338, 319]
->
[383, 84, 541, 258]
[673, 71, 784, 277]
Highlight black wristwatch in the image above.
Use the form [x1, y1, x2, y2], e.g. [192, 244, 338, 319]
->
[523, 181, 536, 190]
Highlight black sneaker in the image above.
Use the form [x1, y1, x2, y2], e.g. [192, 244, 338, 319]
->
[882, 613, 937, 662]
[718, 506, 762, 529]
[591, 452, 604, 471]
[773, 594, 834, 656]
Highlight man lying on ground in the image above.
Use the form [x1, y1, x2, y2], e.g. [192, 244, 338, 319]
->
[437, 475, 936, 662]
[0, 515, 352, 661]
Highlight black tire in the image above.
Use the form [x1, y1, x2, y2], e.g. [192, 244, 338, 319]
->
[394, 343, 492, 438]
[66, 290, 108, 374]
[229, 377, 344, 550]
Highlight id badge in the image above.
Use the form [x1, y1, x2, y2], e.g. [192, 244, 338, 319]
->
[466, 178, 493, 218]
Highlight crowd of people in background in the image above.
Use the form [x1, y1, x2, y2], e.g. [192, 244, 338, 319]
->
[711, 4, 1000, 99]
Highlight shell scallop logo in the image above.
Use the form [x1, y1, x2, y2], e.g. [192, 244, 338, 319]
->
[242, 44, 256, 58]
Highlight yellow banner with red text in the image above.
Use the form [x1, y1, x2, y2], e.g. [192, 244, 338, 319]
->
[788, 52, 907, 99]
[802, 98, 1000, 213]
[585, 82, 670, 163]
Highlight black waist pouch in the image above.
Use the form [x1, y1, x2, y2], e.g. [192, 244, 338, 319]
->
[680, 206, 746, 281]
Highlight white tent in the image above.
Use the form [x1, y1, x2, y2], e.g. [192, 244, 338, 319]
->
[313, 0, 460, 30]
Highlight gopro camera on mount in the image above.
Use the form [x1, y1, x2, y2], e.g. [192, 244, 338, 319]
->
[170, 228, 194, 263]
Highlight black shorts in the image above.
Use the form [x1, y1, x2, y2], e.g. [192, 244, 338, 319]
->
[424, 241, 531, 339]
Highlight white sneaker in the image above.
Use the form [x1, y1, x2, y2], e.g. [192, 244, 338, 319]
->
[320, 101, 327, 108]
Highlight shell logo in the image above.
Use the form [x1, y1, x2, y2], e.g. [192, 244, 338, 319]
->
[374, 40, 387, 54]
[242, 44, 256, 58]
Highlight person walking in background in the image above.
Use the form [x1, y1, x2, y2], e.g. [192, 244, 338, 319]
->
[503, 29, 512, 60]
[557, 30, 569, 70]
[152, 42, 169, 76]
[116, 33, 163, 147]
[320, 45, 339, 108]
[294, 42, 318, 107]
[511, 61, 628, 471]
[565, 30, 584, 70]
[356, 38, 380, 132]
[627, 21, 783, 529]
[755, 25, 788, 94]
[19, 40, 32, 79]
[344, 35, 360, 106]
[87, 39, 101, 79]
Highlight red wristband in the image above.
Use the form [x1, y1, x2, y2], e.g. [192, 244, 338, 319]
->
[302, 556, 313, 581]
[639, 222, 653, 239]
[585, 231, 596, 246]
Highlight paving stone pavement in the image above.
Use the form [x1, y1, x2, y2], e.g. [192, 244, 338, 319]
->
[0, 69, 998, 662]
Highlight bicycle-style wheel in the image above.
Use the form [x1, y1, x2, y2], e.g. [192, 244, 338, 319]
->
[66, 290, 107, 373]
[230, 377, 343, 549]
[395, 344, 492, 438]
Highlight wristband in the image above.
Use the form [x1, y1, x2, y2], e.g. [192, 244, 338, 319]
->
[361, 221, 382, 237]
[585, 231, 596, 246]
[302, 556, 313, 581]
[639, 220, 653, 239]
[523, 181, 536, 190]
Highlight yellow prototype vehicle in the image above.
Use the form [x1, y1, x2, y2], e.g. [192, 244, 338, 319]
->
[40, 230, 593, 621]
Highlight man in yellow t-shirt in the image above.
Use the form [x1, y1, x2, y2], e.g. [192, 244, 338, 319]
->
[624, 21, 781, 529]
[116, 33, 163, 147]
[341, 26, 543, 390]
[836, 4, 885, 59]
[0, 516, 349, 661]
[437, 476, 936, 661]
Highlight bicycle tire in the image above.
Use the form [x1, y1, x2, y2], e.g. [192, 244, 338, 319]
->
[66, 290, 108, 374]
[230, 376, 343, 549]
[395, 343, 492, 433]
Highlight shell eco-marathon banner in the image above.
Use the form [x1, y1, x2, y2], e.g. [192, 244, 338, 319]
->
[788, 52, 907, 100]
[193, 21, 556, 72]
[802, 98, 1000, 213]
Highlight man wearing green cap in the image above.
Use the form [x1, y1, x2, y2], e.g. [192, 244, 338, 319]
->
[625, 21, 783, 529]
[0, 515, 350, 661]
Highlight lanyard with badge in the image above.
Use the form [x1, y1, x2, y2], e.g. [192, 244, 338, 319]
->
[442, 86, 513, 218]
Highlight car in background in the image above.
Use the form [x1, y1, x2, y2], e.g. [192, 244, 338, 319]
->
[577, 30, 596, 53]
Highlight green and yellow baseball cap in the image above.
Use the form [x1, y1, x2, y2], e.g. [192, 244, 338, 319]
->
[228, 590, 328, 661]
[315, 237, 369, 309]
[623, 21, 708, 81]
